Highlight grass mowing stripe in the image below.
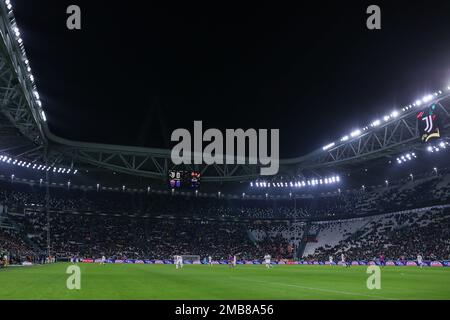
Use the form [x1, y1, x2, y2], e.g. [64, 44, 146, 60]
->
[230, 276, 397, 300]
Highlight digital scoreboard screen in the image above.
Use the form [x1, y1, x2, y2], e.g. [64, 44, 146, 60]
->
[168, 170, 201, 189]
[418, 104, 441, 143]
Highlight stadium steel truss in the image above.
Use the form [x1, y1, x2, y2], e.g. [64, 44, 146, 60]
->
[0, 3, 450, 183]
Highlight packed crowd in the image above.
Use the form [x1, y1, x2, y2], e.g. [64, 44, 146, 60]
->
[0, 169, 449, 262]
[0, 169, 449, 221]
[9, 211, 292, 260]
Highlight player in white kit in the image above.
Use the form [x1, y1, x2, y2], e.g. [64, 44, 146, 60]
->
[341, 253, 347, 267]
[417, 254, 423, 268]
[329, 255, 333, 266]
[175, 255, 183, 269]
[264, 254, 272, 269]
[101, 255, 106, 265]
[208, 256, 212, 266]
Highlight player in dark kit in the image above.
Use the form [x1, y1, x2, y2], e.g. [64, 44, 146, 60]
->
[380, 254, 386, 267]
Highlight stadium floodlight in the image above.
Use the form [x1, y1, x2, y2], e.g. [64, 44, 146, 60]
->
[415, 99, 422, 106]
[340, 135, 349, 142]
[41, 110, 47, 122]
[250, 182, 253, 187]
[371, 119, 381, 127]
[391, 110, 399, 118]
[350, 129, 361, 138]
[322, 142, 335, 151]
[383, 115, 390, 122]
[422, 94, 433, 103]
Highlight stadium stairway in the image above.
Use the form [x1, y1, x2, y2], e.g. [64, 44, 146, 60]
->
[296, 222, 311, 258]
[247, 230, 257, 244]
[3, 214, 43, 254]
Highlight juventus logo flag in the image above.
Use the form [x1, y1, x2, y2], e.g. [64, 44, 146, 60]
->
[417, 104, 440, 143]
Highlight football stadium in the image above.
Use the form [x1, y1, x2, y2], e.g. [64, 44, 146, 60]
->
[0, 0, 450, 305]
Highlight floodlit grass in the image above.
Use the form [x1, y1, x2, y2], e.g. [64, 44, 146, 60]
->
[0, 263, 449, 300]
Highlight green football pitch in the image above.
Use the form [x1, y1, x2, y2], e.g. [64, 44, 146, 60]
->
[0, 263, 449, 300]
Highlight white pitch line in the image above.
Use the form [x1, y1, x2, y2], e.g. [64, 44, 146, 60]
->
[230, 277, 397, 300]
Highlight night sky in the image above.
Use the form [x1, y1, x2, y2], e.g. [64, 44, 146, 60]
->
[12, 0, 450, 158]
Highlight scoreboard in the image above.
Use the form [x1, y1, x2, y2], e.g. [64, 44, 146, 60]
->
[168, 170, 201, 189]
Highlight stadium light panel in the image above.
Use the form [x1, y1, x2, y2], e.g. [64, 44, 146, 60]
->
[322, 142, 335, 151]
[350, 129, 361, 137]
[340, 135, 349, 142]
[371, 120, 381, 127]
[422, 94, 433, 103]
[41, 110, 47, 122]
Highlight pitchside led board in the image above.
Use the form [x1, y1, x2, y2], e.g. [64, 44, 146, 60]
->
[168, 170, 201, 189]
[417, 104, 441, 143]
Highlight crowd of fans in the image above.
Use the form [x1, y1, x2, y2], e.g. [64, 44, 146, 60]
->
[0, 169, 449, 263]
